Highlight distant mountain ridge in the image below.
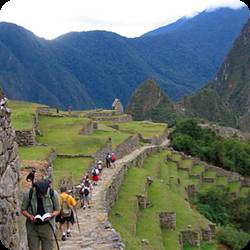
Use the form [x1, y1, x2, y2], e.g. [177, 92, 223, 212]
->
[0, 7, 249, 109]
[180, 18, 250, 132]
[128, 17, 250, 132]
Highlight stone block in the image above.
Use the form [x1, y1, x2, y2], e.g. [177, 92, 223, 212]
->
[136, 195, 147, 209]
[180, 230, 201, 248]
[159, 212, 176, 230]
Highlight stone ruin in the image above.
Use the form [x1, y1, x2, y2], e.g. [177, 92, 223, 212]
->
[159, 212, 176, 230]
[112, 98, 124, 113]
[0, 95, 26, 249]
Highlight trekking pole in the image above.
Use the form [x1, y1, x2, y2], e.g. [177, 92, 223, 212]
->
[74, 206, 81, 233]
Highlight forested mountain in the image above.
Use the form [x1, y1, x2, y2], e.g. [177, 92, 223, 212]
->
[126, 79, 176, 124]
[0, 7, 249, 109]
[181, 18, 250, 132]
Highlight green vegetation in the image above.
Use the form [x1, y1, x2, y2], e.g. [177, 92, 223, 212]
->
[193, 187, 250, 249]
[8, 100, 45, 130]
[110, 151, 215, 250]
[217, 226, 249, 250]
[37, 116, 105, 155]
[102, 120, 166, 139]
[53, 157, 93, 188]
[170, 119, 250, 176]
[18, 146, 52, 161]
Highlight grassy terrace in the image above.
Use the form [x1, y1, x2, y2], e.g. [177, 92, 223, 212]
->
[53, 157, 93, 188]
[8, 100, 45, 130]
[110, 151, 214, 250]
[18, 146, 52, 161]
[101, 121, 167, 139]
[9, 101, 167, 188]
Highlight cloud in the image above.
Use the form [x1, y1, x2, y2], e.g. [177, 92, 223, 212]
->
[0, 0, 246, 39]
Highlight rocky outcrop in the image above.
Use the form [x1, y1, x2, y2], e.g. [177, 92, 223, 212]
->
[0, 97, 26, 249]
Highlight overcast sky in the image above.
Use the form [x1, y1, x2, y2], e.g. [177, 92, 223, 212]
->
[0, 0, 246, 39]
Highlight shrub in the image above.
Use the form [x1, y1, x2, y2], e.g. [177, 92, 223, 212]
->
[217, 225, 249, 250]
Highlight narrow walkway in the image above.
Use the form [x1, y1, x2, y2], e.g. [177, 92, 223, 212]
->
[58, 140, 169, 250]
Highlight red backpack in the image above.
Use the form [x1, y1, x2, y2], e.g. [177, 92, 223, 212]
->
[111, 154, 116, 163]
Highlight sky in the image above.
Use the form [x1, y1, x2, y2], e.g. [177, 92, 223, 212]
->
[0, 0, 246, 39]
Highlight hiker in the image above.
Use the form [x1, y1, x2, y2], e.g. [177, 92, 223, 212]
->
[111, 152, 116, 167]
[79, 177, 92, 209]
[21, 179, 60, 250]
[26, 168, 36, 185]
[97, 160, 103, 179]
[106, 153, 112, 168]
[56, 186, 77, 241]
[91, 166, 99, 185]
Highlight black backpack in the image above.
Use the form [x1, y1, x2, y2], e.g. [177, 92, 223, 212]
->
[92, 168, 97, 176]
[28, 180, 54, 211]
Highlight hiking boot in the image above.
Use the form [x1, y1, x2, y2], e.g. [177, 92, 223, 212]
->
[66, 232, 71, 237]
[62, 235, 66, 241]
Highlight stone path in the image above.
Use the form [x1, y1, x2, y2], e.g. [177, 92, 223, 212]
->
[58, 140, 169, 250]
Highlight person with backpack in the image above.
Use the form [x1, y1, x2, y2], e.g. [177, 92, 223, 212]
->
[91, 166, 99, 185]
[79, 178, 92, 209]
[21, 179, 60, 250]
[97, 160, 103, 179]
[111, 152, 116, 167]
[56, 186, 77, 241]
[106, 153, 112, 168]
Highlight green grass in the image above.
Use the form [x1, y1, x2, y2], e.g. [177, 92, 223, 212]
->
[18, 146, 52, 161]
[240, 187, 250, 197]
[203, 171, 216, 179]
[228, 181, 241, 193]
[110, 152, 211, 250]
[184, 242, 217, 250]
[53, 157, 93, 189]
[37, 116, 103, 154]
[8, 100, 45, 130]
[37, 116, 133, 155]
[191, 164, 205, 175]
[170, 154, 183, 162]
[216, 176, 228, 186]
[180, 159, 193, 169]
[110, 168, 148, 250]
[102, 121, 166, 139]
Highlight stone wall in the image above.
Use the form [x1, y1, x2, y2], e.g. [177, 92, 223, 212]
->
[114, 134, 140, 159]
[0, 97, 26, 249]
[169, 148, 249, 189]
[79, 121, 94, 135]
[92, 138, 112, 163]
[93, 114, 132, 122]
[15, 129, 36, 146]
[179, 230, 201, 248]
[105, 143, 168, 214]
[139, 127, 168, 145]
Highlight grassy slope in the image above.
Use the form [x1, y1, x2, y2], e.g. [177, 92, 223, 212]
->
[110, 151, 215, 250]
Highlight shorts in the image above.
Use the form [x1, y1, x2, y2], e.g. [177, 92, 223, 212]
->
[92, 175, 99, 181]
[56, 210, 75, 224]
[83, 195, 89, 202]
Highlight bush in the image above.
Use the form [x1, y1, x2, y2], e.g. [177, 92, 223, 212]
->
[170, 119, 250, 176]
[217, 225, 249, 250]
